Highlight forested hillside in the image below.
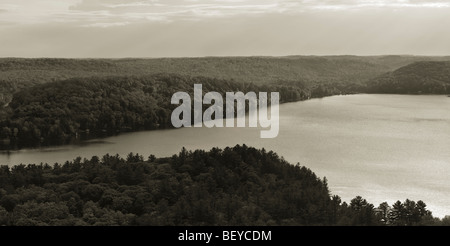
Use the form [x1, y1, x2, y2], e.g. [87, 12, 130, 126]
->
[2, 55, 448, 106]
[0, 74, 314, 149]
[366, 61, 450, 94]
[0, 145, 442, 226]
[0, 59, 117, 106]
[2, 56, 450, 149]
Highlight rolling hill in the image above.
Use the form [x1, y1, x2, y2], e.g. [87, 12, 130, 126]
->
[366, 61, 450, 94]
[2, 55, 449, 106]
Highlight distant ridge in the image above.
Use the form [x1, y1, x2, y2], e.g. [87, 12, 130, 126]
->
[367, 61, 450, 94]
[2, 55, 450, 106]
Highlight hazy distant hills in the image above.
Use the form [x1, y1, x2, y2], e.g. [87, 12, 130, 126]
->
[366, 61, 450, 94]
[1, 55, 450, 106]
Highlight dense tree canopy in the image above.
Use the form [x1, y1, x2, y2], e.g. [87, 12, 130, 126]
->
[2, 55, 441, 105]
[2, 57, 449, 149]
[0, 145, 441, 226]
[0, 58, 448, 226]
[0, 74, 316, 149]
[366, 61, 450, 94]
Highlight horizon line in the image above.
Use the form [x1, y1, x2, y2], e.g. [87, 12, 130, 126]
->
[1, 54, 450, 59]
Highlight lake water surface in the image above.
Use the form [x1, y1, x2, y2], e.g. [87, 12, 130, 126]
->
[1, 94, 449, 217]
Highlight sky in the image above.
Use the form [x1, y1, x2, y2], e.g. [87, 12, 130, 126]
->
[0, 0, 450, 58]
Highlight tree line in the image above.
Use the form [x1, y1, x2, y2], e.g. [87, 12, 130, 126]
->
[366, 61, 450, 94]
[0, 145, 447, 226]
[2, 58, 449, 149]
[0, 74, 326, 149]
[3, 56, 443, 107]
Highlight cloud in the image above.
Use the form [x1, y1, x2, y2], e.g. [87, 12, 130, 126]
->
[81, 21, 130, 28]
[69, 0, 147, 11]
[1, 0, 450, 58]
[2, 9, 450, 58]
[69, 0, 450, 27]
[293, 0, 450, 11]
[69, 0, 286, 18]
[67, 0, 450, 24]
[0, 0, 79, 25]
[1, 0, 450, 27]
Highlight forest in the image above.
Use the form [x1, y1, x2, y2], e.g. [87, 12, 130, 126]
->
[1, 57, 449, 226]
[366, 61, 450, 94]
[0, 74, 314, 149]
[0, 145, 447, 226]
[1, 55, 449, 106]
[1, 57, 450, 149]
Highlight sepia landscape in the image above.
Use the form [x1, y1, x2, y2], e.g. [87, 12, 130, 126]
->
[0, 0, 450, 227]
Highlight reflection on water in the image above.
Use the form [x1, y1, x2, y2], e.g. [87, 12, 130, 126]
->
[1, 94, 449, 217]
[77, 140, 114, 146]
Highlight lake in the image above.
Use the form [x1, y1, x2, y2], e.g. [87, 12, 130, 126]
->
[1, 94, 449, 218]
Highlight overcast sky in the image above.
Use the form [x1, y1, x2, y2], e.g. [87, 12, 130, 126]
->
[0, 0, 449, 58]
